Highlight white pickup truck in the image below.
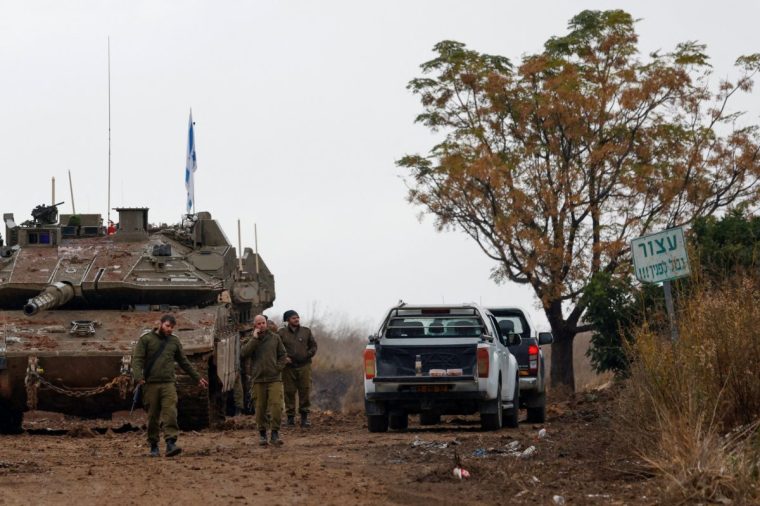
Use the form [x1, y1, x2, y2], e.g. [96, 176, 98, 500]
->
[363, 304, 520, 432]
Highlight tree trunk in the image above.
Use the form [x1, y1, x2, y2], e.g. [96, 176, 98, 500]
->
[549, 329, 576, 393]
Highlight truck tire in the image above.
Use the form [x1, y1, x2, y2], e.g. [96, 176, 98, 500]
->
[419, 413, 441, 425]
[480, 382, 502, 431]
[0, 401, 23, 434]
[389, 414, 408, 431]
[367, 414, 389, 433]
[502, 376, 520, 428]
[526, 392, 546, 423]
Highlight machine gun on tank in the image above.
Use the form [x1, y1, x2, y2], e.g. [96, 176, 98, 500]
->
[21, 202, 65, 227]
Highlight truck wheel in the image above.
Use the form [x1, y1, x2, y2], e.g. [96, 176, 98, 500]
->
[502, 377, 520, 428]
[526, 393, 546, 423]
[389, 414, 408, 431]
[0, 401, 23, 434]
[367, 414, 389, 433]
[480, 382, 502, 431]
[419, 413, 441, 425]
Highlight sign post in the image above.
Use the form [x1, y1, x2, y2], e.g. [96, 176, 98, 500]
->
[631, 226, 691, 341]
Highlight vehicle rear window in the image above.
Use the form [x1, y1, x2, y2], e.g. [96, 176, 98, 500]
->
[384, 316, 484, 338]
[494, 315, 529, 339]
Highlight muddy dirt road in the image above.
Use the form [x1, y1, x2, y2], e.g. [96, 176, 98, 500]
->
[0, 391, 655, 505]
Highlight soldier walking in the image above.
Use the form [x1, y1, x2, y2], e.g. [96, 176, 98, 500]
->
[132, 314, 208, 457]
[242, 314, 289, 445]
[278, 310, 318, 427]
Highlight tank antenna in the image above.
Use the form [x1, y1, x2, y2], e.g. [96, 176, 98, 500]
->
[254, 223, 260, 276]
[237, 218, 243, 270]
[107, 36, 112, 226]
[68, 170, 76, 214]
[51, 177, 55, 206]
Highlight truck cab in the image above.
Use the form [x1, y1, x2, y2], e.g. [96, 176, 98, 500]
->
[488, 307, 553, 422]
[363, 304, 520, 432]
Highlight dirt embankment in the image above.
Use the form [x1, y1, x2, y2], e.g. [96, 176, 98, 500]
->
[0, 387, 656, 506]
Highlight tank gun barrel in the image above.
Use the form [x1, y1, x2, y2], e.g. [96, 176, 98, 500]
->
[23, 282, 74, 316]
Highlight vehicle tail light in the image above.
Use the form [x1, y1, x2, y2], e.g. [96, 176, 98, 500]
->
[364, 348, 376, 379]
[477, 347, 489, 378]
[528, 344, 539, 375]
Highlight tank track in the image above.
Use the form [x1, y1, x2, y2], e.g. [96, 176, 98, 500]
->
[176, 353, 225, 431]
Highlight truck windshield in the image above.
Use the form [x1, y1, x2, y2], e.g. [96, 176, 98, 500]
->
[384, 316, 484, 338]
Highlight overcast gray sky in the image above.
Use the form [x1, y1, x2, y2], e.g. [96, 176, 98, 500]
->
[1, 1, 758, 331]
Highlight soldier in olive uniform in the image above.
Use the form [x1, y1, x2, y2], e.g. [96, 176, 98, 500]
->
[241, 314, 289, 445]
[278, 310, 318, 427]
[132, 314, 208, 457]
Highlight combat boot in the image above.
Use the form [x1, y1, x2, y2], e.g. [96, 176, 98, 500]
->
[149, 443, 159, 457]
[258, 430, 268, 446]
[300, 412, 311, 428]
[165, 439, 182, 457]
[286, 415, 295, 426]
[270, 430, 283, 446]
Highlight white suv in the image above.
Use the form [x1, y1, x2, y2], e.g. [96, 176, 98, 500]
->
[363, 303, 520, 432]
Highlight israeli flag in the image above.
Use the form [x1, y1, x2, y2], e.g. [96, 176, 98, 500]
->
[184, 110, 197, 213]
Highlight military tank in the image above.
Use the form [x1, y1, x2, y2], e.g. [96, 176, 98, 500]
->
[0, 204, 275, 433]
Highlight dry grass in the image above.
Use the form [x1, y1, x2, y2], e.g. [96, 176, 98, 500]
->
[620, 275, 760, 504]
[304, 314, 370, 413]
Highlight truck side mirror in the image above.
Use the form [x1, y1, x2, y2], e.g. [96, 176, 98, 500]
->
[509, 334, 521, 346]
[538, 332, 554, 345]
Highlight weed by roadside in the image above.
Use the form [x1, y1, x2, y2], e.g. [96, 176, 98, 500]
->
[620, 275, 760, 504]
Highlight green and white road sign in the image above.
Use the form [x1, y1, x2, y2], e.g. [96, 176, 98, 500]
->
[631, 226, 691, 283]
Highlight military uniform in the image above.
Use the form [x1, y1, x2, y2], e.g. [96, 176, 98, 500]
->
[278, 325, 317, 422]
[241, 329, 288, 433]
[132, 329, 201, 447]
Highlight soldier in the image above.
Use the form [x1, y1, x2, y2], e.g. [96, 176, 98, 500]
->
[132, 314, 209, 457]
[278, 310, 318, 427]
[241, 314, 289, 445]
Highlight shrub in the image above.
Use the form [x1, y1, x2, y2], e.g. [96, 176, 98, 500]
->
[622, 275, 760, 503]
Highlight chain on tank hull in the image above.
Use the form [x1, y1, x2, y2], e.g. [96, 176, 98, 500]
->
[0, 307, 239, 433]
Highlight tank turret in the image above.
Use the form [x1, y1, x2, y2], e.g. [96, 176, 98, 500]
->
[23, 282, 74, 316]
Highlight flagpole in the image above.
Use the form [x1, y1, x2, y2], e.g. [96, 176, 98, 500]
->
[107, 36, 112, 225]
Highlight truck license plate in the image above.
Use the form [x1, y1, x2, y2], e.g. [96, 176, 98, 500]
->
[412, 385, 451, 393]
